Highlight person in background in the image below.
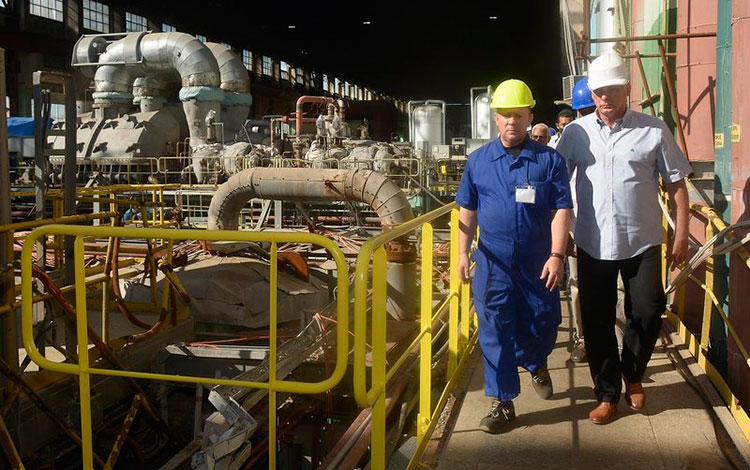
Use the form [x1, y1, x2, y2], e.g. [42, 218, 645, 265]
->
[456, 79, 572, 434]
[565, 76, 597, 364]
[556, 51, 692, 425]
[530, 123, 551, 145]
[548, 109, 576, 148]
[571, 76, 596, 117]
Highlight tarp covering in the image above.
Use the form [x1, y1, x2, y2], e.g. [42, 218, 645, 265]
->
[6, 117, 50, 137]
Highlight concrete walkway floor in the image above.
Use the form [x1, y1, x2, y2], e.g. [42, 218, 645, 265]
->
[436, 298, 734, 470]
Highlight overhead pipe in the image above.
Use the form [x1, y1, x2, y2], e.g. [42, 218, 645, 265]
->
[207, 168, 417, 319]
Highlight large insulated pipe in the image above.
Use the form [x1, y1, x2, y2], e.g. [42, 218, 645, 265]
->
[206, 42, 252, 141]
[84, 32, 223, 147]
[132, 76, 167, 112]
[207, 168, 417, 320]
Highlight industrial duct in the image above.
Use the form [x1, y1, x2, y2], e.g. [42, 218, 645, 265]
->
[206, 42, 252, 141]
[207, 168, 417, 320]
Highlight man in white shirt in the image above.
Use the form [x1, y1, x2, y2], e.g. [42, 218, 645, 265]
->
[556, 51, 692, 425]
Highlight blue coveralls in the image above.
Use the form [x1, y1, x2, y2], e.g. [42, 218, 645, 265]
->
[455, 136, 573, 402]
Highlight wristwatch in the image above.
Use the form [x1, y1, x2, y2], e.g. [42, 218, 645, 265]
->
[550, 252, 565, 260]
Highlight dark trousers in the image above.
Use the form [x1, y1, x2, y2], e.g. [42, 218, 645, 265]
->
[578, 246, 665, 403]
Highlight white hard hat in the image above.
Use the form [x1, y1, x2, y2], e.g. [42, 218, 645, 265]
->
[587, 51, 629, 91]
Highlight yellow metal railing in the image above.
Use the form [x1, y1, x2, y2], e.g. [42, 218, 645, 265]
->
[664, 202, 750, 441]
[353, 202, 476, 470]
[21, 224, 350, 469]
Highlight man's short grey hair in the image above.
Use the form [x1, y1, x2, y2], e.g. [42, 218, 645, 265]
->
[532, 123, 550, 135]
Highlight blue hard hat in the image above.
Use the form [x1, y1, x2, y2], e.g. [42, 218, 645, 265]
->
[571, 77, 595, 110]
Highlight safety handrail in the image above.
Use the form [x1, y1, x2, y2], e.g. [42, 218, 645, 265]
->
[660, 194, 750, 441]
[352, 201, 477, 470]
[21, 224, 350, 469]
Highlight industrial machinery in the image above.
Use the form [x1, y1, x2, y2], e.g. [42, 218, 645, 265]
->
[47, 32, 257, 185]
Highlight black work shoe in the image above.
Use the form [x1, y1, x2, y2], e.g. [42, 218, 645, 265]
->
[570, 338, 588, 363]
[479, 399, 515, 434]
[531, 366, 553, 399]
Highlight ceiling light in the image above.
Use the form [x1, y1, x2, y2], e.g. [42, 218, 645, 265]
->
[288, 25, 296, 29]
[489, 16, 497, 20]
[362, 21, 371, 25]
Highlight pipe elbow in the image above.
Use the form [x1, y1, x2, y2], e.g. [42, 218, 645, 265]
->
[206, 42, 250, 93]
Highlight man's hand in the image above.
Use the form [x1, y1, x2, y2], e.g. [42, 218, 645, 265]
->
[458, 254, 471, 284]
[669, 235, 689, 270]
[540, 256, 565, 291]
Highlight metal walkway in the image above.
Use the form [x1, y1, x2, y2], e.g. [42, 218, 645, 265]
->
[436, 299, 733, 470]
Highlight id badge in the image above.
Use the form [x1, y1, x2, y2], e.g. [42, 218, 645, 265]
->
[515, 184, 536, 204]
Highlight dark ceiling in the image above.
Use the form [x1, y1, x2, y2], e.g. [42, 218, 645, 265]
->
[122, 1, 565, 121]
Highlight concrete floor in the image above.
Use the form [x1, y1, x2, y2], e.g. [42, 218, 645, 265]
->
[437, 299, 733, 470]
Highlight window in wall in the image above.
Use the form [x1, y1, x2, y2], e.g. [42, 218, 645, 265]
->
[195, 34, 207, 43]
[161, 23, 176, 32]
[29, 0, 63, 22]
[280, 61, 289, 81]
[125, 12, 147, 32]
[262, 56, 272, 76]
[322, 74, 328, 92]
[334, 78, 340, 95]
[296, 67, 304, 85]
[309, 72, 317, 89]
[344, 81, 350, 97]
[82, 0, 109, 32]
[242, 50, 252, 71]
[0, 0, 7, 8]
[50, 104, 66, 122]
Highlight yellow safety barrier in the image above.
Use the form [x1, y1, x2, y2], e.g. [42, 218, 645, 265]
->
[663, 202, 750, 442]
[353, 202, 477, 470]
[21, 224, 350, 469]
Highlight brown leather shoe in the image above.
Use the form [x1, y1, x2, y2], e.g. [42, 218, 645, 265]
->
[624, 380, 645, 411]
[588, 401, 617, 425]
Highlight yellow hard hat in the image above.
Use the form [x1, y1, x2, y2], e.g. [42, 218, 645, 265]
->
[490, 79, 536, 109]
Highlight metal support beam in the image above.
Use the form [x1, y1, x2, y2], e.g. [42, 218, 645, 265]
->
[0, 48, 18, 386]
[274, 200, 283, 230]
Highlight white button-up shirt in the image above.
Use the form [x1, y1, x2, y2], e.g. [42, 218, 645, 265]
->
[556, 109, 693, 260]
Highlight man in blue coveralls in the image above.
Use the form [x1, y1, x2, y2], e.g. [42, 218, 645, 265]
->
[456, 79, 572, 434]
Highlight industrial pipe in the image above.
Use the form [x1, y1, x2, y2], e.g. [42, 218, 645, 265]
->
[207, 168, 417, 319]
[207, 168, 413, 230]
[295, 96, 335, 136]
[90, 32, 221, 95]
[206, 42, 252, 140]
[77, 32, 223, 151]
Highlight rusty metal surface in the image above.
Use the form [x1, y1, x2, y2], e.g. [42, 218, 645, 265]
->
[0, 413, 24, 469]
[104, 393, 143, 470]
[677, 0, 718, 162]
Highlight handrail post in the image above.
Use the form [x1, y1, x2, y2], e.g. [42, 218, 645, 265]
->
[268, 242, 278, 469]
[74, 236, 94, 470]
[699, 222, 715, 369]
[371, 247, 388, 470]
[448, 209, 460, 375]
[418, 223, 433, 444]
